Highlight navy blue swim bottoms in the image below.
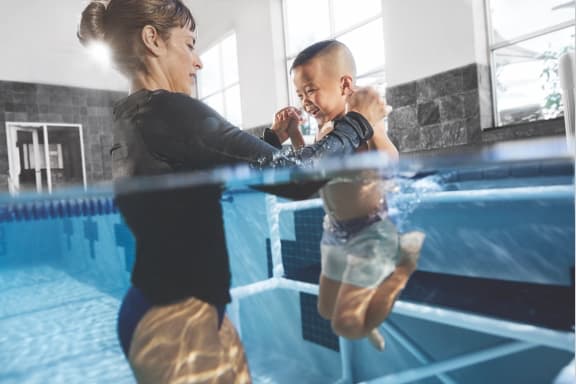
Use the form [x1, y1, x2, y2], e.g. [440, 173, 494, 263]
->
[117, 286, 226, 358]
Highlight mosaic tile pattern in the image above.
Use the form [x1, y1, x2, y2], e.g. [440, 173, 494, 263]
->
[300, 292, 339, 351]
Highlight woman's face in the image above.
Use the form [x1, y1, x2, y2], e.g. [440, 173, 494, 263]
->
[161, 26, 203, 95]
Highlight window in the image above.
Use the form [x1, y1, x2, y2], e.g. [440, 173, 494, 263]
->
[486, 0, 575, 126]
[282, 0, 385, 137]
[197, 33, 243, 127]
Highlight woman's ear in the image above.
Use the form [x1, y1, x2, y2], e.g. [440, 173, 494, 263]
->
[340, 75, 354, 96]
[141, 25, 164, 56]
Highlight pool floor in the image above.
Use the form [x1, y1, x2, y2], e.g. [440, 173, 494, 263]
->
[0, 266, 329, 384]
[0, 265, 134, 384]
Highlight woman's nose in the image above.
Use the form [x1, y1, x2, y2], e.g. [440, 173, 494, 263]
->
[194, 54, 203, 70]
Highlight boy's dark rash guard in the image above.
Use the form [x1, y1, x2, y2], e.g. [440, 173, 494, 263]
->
[112, 89, 373, 307]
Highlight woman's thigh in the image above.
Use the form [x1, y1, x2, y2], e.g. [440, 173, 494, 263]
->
[129, 297, 251, 384]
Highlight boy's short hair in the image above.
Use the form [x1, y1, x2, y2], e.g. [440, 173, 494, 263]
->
[290, 40, 356, 78]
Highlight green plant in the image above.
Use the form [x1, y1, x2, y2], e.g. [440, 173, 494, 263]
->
[540, 43, 574, 119]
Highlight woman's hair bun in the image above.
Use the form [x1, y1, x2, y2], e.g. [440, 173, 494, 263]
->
[78, 1, 109, 46]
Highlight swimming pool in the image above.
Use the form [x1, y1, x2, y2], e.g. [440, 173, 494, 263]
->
[0, 137, 573, 383]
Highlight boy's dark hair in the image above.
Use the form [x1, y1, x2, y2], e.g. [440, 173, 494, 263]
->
[290, 40, 356, 78]
[291, 40, 341, 71]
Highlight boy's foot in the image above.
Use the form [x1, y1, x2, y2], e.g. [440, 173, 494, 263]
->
[397, 231, 426, 270]
[368, 328, 385, 351]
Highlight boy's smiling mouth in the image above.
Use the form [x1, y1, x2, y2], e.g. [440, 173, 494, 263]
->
[306, 106, 320, 117]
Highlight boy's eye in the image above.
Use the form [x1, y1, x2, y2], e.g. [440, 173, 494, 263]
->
[187, 44, 195, 51]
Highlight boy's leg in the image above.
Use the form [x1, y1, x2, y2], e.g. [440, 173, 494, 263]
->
[318, 275, 343, 319]
[363, 264, 414, 331]
[318, 241, 349, 320]
[364, 231, 425, 331]
[326, 277, 386, 350]
[368, 328, 386, 351]
[331, 281, 378, 339]
[331, 231, 425, 339]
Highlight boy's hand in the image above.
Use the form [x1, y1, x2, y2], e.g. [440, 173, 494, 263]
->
[271, 106, 303, 143]
[346, 87, 387, 128]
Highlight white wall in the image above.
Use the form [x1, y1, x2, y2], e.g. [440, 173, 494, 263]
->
[233, 0, 288, 128]
[0, 0, 488, 125]
[382, 0, 489, 87]
[0, 0, 127, 91]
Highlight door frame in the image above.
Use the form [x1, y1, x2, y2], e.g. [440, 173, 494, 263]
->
[5, 122, 87, 194]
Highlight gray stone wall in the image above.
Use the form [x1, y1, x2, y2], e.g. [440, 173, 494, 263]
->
[0, 81, 126, 191]
[386, 64, 494, 152]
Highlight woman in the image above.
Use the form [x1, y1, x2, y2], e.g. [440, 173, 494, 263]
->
[78, 0, 386, 382]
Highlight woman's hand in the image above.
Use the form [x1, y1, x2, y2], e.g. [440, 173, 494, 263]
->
[271, 107, 305, 147]
[346, 87, 387, 128]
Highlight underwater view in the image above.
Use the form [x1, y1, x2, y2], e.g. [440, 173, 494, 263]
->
[0, 137, 573, 383]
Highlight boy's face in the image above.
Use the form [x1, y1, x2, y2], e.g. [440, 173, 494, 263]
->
[292, 57, 348, 127]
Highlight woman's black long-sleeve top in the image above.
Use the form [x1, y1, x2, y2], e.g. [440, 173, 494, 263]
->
[112, 89, 373, 307]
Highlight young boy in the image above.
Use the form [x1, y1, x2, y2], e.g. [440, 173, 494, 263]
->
[275, 40, 425, 350]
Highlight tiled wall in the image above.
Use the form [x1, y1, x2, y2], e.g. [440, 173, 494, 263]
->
[266, 207, 341, 351]
[0, 80, 126, 191]
[386, 63, 494, 151]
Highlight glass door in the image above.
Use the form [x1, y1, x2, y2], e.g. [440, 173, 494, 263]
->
[7, 126, 43, 193]
[6, 123, 86, 194]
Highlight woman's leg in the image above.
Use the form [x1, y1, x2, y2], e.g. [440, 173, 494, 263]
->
[128, 297, 251, 384]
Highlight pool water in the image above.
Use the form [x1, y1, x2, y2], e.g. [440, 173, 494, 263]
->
[0, 143, 574, 383]
[0, 266, 132, 384]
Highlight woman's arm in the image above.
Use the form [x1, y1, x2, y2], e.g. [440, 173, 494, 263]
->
[161, 95, 373, 169]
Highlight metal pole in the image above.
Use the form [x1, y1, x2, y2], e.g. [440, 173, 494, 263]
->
[265, 195, 285, 277]
[335, 337, 353, 384]
[392, 301, 574, 352]
[277, 198, 323, 212]
[383, 322, 458, 384]
[360, 341, 535, 384]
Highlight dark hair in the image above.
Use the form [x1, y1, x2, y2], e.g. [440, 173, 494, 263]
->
[78, 0, 196, 75]
[290, 39, 355, 76]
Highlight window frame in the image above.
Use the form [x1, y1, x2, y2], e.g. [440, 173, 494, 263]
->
[484, 0, 576, 127]
[281, 0, 386, 138]
[197, 31, 243, 127]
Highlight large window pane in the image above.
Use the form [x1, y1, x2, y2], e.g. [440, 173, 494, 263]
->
[199, 32, 243, 127]
[286, 58, 298, 106]
[338, 18, 385, 75]
[356, 70, 387, 97]
[199, 46, 221, 97]
[284, 0, 330, 56]
[203, 93, 225, 117]
[332, 0, 381, 33]
[490, 0, 574, 43]
[494, 27, 574, 125]
[224, 85, 242, 127]
[222, 34, 239, 86]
